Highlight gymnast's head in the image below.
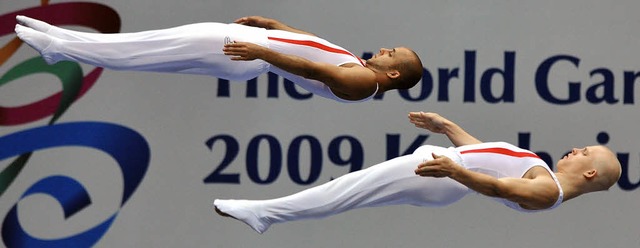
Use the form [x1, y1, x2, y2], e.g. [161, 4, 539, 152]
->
[556, 145, 621, 193]
[365, 47, 423, 90]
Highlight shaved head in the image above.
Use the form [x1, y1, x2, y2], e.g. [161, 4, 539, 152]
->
[366, 47, 423, 90]
[393, 48, 423, 89]
[592, 146, 621, 191]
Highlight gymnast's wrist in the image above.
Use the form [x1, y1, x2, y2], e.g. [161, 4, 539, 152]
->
[448, 163, 466, 179]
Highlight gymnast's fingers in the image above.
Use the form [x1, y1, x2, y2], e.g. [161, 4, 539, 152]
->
[408, 116, 424, 125]
[416, 160, 438, 172]
[408, 112, 423, 119]
[224, 42, 247, 48]
[223, 47, 244, 54]
[228, 55, 252, 61]
[415, 169, 445, 178]
[222, 48, 246, 58]
[223, 44, 248, 54]
[229, 57, 247, 61]
[408, 121, 425, 129]
[234, 17, 249, 24]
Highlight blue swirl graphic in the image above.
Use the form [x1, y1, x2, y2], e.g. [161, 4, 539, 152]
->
[0, 122, 149, 247]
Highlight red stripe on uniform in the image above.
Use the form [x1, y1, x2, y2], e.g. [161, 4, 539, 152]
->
[267, 36, 366, 66]
[460, 148, 540, 159]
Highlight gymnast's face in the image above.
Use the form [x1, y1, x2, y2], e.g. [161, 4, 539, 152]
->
[557, 147, 593, 169]
[557, 145, 621, 189]
[367, 47, 413, 68]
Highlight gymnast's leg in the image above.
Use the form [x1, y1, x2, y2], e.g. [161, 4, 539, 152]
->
[213, 145, 470, 234]
[14, 17, 269, 81]
[17, 15, 121, 42]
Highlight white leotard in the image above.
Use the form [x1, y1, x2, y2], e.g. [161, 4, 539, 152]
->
[214, 142, 564, 233]
[265, 30, 377, 102]
[20, 22, 376, 102]
[455, 142, 564, 212]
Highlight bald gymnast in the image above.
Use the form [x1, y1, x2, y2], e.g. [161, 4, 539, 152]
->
[213, 111, 622, 233]
[14, 15, 423, 103]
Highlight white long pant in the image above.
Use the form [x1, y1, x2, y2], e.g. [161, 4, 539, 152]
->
[213, 145, 471, 234]
[16, 19, 372, 102]
[34, 23, 271, 81]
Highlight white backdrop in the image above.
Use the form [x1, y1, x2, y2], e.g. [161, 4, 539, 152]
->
[1, 0, 639, 247]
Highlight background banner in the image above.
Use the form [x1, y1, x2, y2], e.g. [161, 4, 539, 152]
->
[1, 1, 638, 247]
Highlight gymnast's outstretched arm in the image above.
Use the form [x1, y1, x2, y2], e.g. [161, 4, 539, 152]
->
[415, 153, 560, 210]
[408, 112, 482, 147]
[234, 16, 316, 36]
[223, 41, 378, 101]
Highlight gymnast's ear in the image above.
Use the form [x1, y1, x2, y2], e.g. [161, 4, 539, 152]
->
[583, 169, 597, 179]
[386, 70, 400, 79]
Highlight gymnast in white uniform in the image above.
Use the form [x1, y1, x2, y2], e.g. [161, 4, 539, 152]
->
[14, 15, 424, 103]
[213, 111, 622, 234]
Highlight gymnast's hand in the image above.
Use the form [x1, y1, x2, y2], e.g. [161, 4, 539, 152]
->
[415, 153, 460, 178]
[234, 16, 316, 36]
[234, 16, 278, 29]
[408, 112, 449, 134]
[223, 42, 267, 61]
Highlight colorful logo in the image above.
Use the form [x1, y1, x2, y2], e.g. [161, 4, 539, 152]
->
[1, 1, 149, 247]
